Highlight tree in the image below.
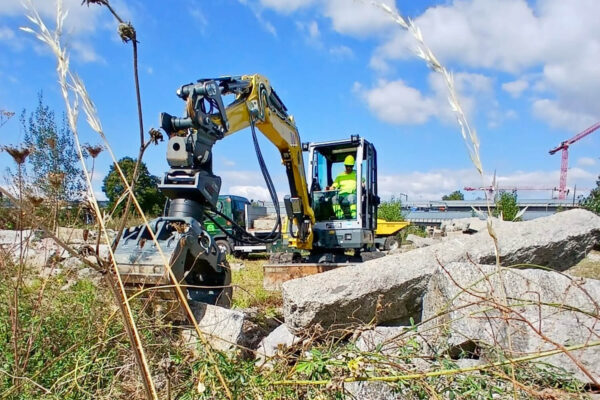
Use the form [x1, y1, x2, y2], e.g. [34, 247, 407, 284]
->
[493, 191, 520, 221]
[582, 175, 600, 214]
[442, 190, 464, 201]
[378, 196, 404, 221]
[102, 157, 166, 216]
[22, 92, 85, 201]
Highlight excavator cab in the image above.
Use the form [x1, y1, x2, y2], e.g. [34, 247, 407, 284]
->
[305, 135, 379, 254]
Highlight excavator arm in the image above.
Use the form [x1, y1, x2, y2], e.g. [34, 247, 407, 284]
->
[114, 74, 314, 309]
[159, 74, 314, 250]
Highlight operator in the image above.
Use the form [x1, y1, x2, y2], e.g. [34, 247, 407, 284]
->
[328, 154, 358, 218]
[331, 155, 358, 194]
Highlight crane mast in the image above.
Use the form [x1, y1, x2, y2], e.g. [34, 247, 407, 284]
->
[549, 122, 600, 199]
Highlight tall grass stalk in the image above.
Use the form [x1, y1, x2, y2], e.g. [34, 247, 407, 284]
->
[21, 1, 233, 398]
[365, 1, 521, 395]
[20, 2, 159, 398]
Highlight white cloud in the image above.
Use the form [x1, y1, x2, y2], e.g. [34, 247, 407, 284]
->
[355, 71, 494, 126]
[253, 0, 600, 130]
[322, 0, 396, 37]
[221, 157, 236, 167]
[502, 79, 529, 98]
[578, 157, 597, 167]
[307, 20, 320, 40]
[296, 20, 322, 47]
[261, 19, 277, 36]
[369, 0, 600, 131]
[259, 0, 396, 37]
[188, 8, 208, 31]
[228, 185, 271, 201]
[0, 26, 15, 40]
[3, 0, 106, 35]
[0, 26, 22, 51]
[329, 45, 353, 59]
[242, 1, 278, 36]
[355, 79, 437, 125]
[258, 0, 317, 14]
[219, 169, 290, 201]
[532, 98, 597, 131]
[220, 170, 271, 201]
[1, 0, 133, 64]
[70, 40, 104, 63]
[94, 190, 108, 201]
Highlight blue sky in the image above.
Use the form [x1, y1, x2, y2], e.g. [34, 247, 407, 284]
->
[1, 0, 598, 202]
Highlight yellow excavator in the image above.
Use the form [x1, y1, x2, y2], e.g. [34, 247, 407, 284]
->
[114, 74, 382, 307]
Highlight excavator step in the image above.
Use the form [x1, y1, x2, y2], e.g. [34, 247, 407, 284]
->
[263, 262, 356, 291]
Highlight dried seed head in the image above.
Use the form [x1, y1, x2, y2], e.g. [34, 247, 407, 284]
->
[148, 128, 164, 145]
[81, 0, 106, 6]
[48, 171, 65, 189]
[26, 194, 45, 207]
[46, 137, 56, 149]
[0, 110, 15, 127]
[83, 143, 103, 158]
[3, 146, 31, 164]
[118, 22, 136, 43]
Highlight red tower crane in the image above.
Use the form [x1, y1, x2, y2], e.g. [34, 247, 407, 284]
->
[549, 122, 600, 199]
[464, 186, 559, 197]
[464, 171, 559, 198]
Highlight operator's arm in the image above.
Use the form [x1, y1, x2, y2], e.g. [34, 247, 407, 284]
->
[328, 176, 341, 190]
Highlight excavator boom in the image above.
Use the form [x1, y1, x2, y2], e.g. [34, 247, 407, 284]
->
[115, 74, 316, 308]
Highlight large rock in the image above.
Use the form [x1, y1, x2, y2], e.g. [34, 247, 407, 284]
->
[188, 303, 248, 351]
[0, 229, 39, 248]
[355, 326, 412, 354]
[283, 209, 600, 333]
[405, 234, 438, 248]
[56, 227, 91, 244]
[421, 262, 600, 384]
[440, 217, 492, 233]
[255, 324, 301, 364]
[344, 381, 401, 400]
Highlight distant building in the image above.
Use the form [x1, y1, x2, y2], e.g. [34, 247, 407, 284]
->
[404, 199, 579, 226]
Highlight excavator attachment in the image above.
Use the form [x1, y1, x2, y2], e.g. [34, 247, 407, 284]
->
[114, 216, 232, 307]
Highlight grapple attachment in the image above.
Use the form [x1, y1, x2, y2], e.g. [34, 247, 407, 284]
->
[114, 216, 232, 308]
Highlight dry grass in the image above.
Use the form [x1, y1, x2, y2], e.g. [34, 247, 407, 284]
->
[567, 249, 600, 280]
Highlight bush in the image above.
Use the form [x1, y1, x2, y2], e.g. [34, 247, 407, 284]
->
[493, 192, 520, 221]
[378, 196, 405, 222]
[442, 190, 464, 200]
[582, 175, 600, 214]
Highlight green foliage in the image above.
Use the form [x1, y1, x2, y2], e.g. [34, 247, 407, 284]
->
[493, 191, 520, 221]
[21, 92, 85, 201]
[0, 270, 123, 399]
[0, 255, 589, 399]
[401, 224, 427, 240]
[230, 256, 281, 309]
[442, 190, 464, 201]
[378, 196, 405, 221]
[102, 156, 166, 216]
[582, 175, 600, 214]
